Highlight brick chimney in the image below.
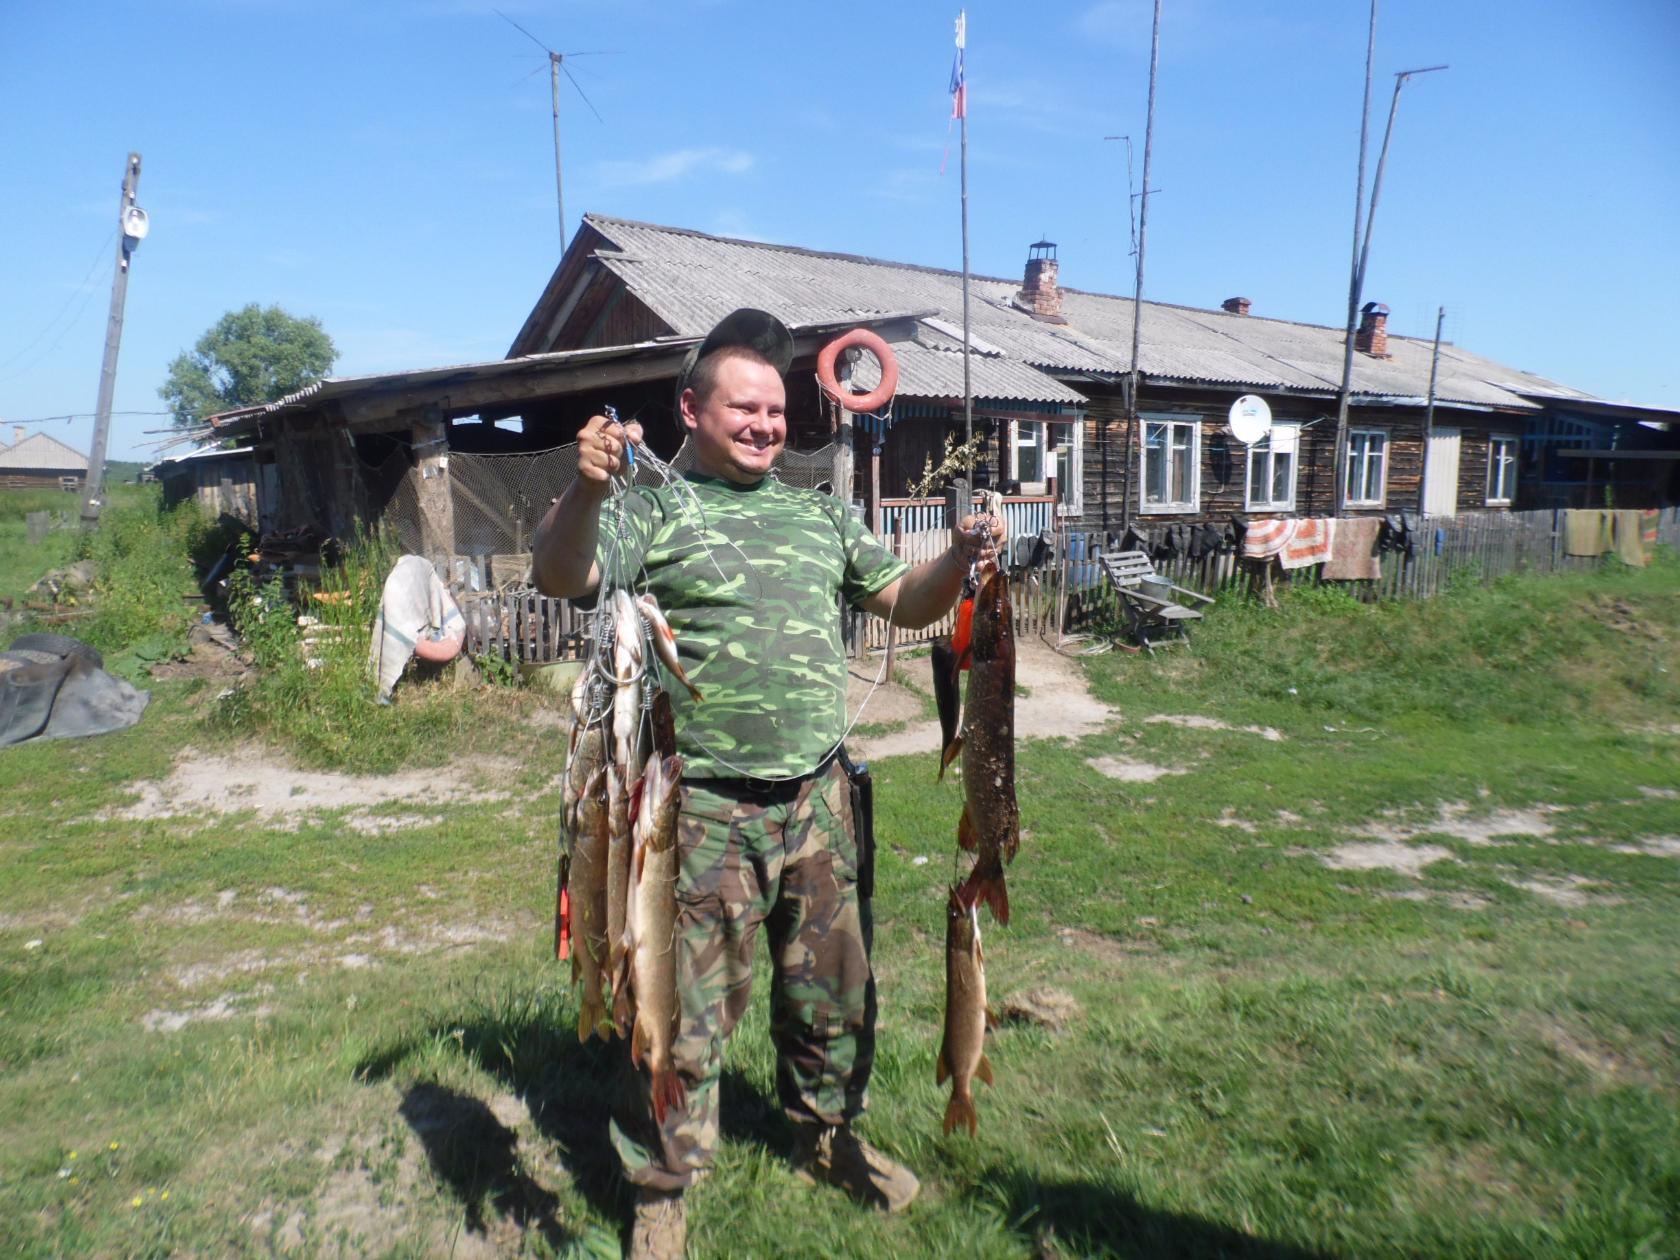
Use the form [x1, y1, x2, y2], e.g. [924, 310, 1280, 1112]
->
[1354, 301, 1391, 357]
[1221, 296, 1252, 316]
[1018, 240, 1064, 322]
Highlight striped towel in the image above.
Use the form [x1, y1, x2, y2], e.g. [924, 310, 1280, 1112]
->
[1280, 517, 1335, 570]
[1242, 517, 1298, 560]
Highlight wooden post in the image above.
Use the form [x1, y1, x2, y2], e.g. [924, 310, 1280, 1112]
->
[412, 405, 454, 573]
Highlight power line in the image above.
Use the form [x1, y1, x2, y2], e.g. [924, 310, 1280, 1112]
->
[0, 227, 119, 380]
[2, 409, 172, 426]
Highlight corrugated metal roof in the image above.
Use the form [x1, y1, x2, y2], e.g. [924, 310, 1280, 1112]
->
[0, 432, 88, 471]
[847, 338, 1085, 405]
[578, 214, 1600, 413]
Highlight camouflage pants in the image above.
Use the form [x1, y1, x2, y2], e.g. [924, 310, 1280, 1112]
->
[610, 758, 875, 1192]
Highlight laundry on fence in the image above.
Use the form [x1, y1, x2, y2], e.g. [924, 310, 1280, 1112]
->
[1563, 509, 1612, 557]
[1241, 517, 1298, 560]
[1279, 517, 1335, 570]
[1612, 509, 1648, 567]
[1322, 515, 1384, 581]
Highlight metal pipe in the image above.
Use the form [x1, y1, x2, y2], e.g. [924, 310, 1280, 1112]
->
[1419, 304, 1445, 512]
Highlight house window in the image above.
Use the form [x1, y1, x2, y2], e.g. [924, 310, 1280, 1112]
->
[1245, 423, 1299, 512]
[1344, 428, 1388, 506]
[1141, 416, 1200, 512]
[1008, 420, 1048, 493]
[1487, 434, 1517, 504]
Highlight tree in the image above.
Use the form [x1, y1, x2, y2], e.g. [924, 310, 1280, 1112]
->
[160, 304, 337, 427]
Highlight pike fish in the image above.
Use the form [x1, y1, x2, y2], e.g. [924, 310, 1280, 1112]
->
[936, 886, 993, 1137]
[605, 762, 633, 993]
[611, 590, 646, 776]
[625, 747, 687, 1124]
[570, 762, 614, 1041]
[941, 566, 1019, 925]
[636, 592, 703, 702]
[557, 695, 607, 962]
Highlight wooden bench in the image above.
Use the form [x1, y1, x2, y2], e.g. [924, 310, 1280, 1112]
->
[1096, 550, 1215, 652]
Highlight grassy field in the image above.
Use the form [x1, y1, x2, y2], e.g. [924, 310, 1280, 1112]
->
[1, 513, 1677, 1258]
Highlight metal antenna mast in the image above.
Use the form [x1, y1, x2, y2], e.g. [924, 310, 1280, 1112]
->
[496, 10, 616, 256]
[1120, 0, 1163, 530]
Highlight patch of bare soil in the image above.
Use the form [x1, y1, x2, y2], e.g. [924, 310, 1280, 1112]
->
[104, 746, 512, 828]
[143, 988, 275, 1033]
[1320, 841, 1456, 877]
[1610, 836, 1680, 858]
[1637, 785, 1679, 800]
[1055, 926, 1161, 965]
[1087, 756, 1184, 783]
[1360, 887, 1491, 911]
[998, 986, 1082, 1032]
[1356, 800, 1563, 847]
[852, 637, 1118, 762]
[1502, 873, 1623, 908]
[1143, 713, 1284, 742]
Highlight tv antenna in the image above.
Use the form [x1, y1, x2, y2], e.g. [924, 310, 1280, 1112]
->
[495, 9, 618, 256]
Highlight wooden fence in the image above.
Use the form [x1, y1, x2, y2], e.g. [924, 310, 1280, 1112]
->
[465, 507, 1679, 661]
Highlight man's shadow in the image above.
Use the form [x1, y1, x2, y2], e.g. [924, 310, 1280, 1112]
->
[395, 1082, 570, 1250]
[356, 998, 788, 1237]
[976, 1166, 1336, 1260]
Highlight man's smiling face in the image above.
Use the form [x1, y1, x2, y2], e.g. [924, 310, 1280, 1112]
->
[679, 350, 787, 484]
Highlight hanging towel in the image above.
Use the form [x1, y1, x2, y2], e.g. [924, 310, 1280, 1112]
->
[1323, 516, 1384, 580]
[1563, 509, 1611, 557]
[1280, 517, 1336, 570]
[1611, 509, 1648, 567]
[368, 554, 466, 702]
[1242, 517, 1297, 560]
[1641, 508, 1660, 549]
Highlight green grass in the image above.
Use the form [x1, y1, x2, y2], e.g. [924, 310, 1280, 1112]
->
[0, 546, 1676, 1257]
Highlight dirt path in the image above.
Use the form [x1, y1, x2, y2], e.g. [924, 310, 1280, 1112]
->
[847, 636, 1117, 763]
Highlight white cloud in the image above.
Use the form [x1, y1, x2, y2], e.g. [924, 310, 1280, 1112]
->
[592, 147, 755, 188]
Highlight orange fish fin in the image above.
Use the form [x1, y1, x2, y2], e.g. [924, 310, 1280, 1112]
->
[943, 1091, 978, 1138]
[579, 987, 608, 1044]
[951, 597, 974, 666]
[959, 865, 1009, 925]
[977, 1054, 995, 1088]
[935, 1046, 950, 1086]
[956, 803, 978, 852]
[630, 1015, 648, 1069]
[684, 681, 704, 703]
[938, 734, 964, 781]
[652, 1069, 686, 1127]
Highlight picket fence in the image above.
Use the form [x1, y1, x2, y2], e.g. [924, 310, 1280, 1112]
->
[464, 507, 1680, 661]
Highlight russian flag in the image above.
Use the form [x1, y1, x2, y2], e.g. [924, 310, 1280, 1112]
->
[950, 10, 967, 119]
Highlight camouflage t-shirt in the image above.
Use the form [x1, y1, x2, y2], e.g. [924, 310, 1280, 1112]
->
[596, 473, 907, 779]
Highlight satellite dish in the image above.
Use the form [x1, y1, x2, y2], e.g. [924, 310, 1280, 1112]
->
[1227, 394, 1271, 445]
[122, 205, 150, 241]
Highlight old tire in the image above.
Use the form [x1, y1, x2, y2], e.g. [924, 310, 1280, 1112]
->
[9, 633, 103, 668]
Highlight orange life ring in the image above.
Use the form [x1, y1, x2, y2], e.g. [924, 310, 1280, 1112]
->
[817, 328, 899, 414]
[413, 627, 464, 663]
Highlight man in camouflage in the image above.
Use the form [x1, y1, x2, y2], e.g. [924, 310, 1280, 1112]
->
[533, 309, 1001, 1259]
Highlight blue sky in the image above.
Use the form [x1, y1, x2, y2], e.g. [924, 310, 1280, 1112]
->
[2, 0, 1676, 462]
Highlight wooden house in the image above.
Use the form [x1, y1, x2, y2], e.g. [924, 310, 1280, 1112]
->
[0, 431, 88, 491]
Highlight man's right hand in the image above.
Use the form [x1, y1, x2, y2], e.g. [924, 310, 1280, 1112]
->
[576, 414, 646, 495]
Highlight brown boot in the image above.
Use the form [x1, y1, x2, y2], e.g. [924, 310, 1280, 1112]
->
[627, 1188, 686, 1260]
[791, 1124, 920, 1212]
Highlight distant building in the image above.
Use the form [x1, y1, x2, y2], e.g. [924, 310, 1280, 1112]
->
[0, 429, 89, 490]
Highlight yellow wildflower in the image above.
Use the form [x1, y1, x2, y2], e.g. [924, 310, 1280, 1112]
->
[131, 1195, 143, 1208]
[109, 1141, 120, 1151]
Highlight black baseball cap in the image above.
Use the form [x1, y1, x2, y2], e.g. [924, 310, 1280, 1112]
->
[677, 308, 794, 395]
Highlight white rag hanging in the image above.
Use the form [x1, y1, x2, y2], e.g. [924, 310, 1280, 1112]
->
[368, 555, 465, 702]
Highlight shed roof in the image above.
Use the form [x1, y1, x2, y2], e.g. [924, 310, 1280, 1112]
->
[520, 214, 1603, 414]
[0, 432, 88, 472]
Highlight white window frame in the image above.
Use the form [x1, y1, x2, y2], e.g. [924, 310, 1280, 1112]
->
[1140, 414, 1201, 514]
[1057, 420, 1085, 517]
[1007, 419, 1050, 495]
[1487, 433, 1518, 505]
[1244, 422, 1300, 512]
[1344, 428, 1389, 507]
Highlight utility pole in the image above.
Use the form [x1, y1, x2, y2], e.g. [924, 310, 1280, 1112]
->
[81, 151, 147, 530]
[1418, 304, 1446, 511]
[1331, 0, 1378, 519]
[1121, 0, 1163, 529]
